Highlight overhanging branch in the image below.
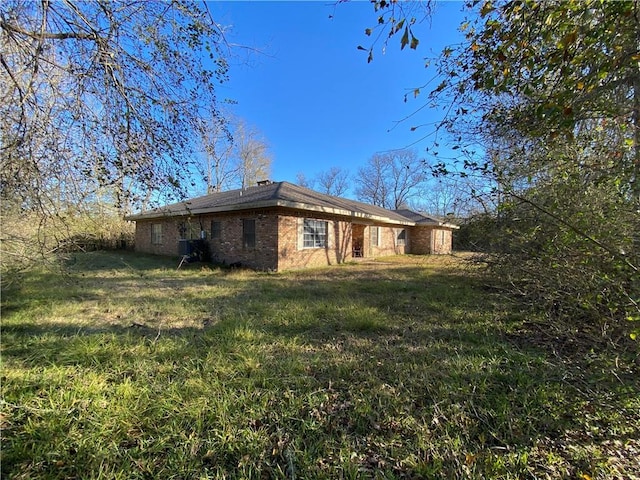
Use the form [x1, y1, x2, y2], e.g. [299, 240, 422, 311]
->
[0, 20, 97, 41]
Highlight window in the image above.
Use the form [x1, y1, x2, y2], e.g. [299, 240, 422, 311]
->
[370, 226, 379, 247]
[211, 220, 221, 240]
[243, 219, 256, 249]
[303, 219, 327, 248]
[397, 229, 406, 246]
[151, 224, 162, 245]
[179, 222, 200, 240]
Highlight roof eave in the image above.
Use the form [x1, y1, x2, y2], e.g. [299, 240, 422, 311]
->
[125, 199, 416, 226]
[124, 199, 281, 220]
[415, 221, 460, 229]
[275, 200, 415, 226]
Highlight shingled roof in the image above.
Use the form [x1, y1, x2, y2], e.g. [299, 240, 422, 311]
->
[393, 209, 459, 228]
[126, 181, 456, 228]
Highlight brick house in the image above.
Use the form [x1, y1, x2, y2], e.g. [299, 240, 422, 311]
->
[125, 181, 458, 271]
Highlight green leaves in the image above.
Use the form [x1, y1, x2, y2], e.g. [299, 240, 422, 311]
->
[480, 1, 495, 17]
[425, 0, 640, 335]
[400, 25, 419, 51]
[410, 34, 419, 50]
[401, 26, 409, 50]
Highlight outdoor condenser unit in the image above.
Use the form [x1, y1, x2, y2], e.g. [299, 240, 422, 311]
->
[178, 239, 195, 256]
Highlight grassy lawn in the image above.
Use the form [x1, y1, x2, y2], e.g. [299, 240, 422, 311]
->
[1, 251, 638, 479]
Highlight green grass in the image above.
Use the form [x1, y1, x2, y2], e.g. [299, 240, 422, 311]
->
[2, 251, 638, 479]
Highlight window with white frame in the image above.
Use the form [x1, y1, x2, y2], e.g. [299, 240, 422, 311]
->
[151, 223, 162, 245]
[303, 219, 327, 248]
[397, 229, 406, 246]
[370, 226, 379, 247]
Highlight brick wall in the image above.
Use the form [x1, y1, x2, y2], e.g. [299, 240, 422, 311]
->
[133, 208, 454, 270]
[277, 211, 353, 271]
[134, 218, 184, 256]
[200, 211, 279, 270]
[134, 211, 279, 270]
[408, 226, 454, 254]
[410, 226, 433, 254]
[368, 226, 408, 257]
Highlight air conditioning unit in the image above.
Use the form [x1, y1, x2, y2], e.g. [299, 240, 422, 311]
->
[178, 239, 195, 256]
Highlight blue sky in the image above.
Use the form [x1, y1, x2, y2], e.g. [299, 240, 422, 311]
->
[207, 1, 467, 188]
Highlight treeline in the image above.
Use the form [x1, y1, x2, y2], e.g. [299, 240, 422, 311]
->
[365, 0, 639, 337]
[458, 1, 639, 336]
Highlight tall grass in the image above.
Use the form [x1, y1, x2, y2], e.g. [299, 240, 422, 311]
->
[2, 252, 638, 479]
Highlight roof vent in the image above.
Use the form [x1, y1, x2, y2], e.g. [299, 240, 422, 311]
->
[256, 179, 272, 186]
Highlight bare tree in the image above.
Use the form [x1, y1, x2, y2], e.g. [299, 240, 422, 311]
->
[413, 174, 490, 219]
[233, 120, 272, 189]
[200, 115, 234, 193]
[296, 167, 350, 196]
[196, 118, 272, 193]
[354, 150, 426, 209]
[296, 172, 314, 189]
[316, 167, 350, 197]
